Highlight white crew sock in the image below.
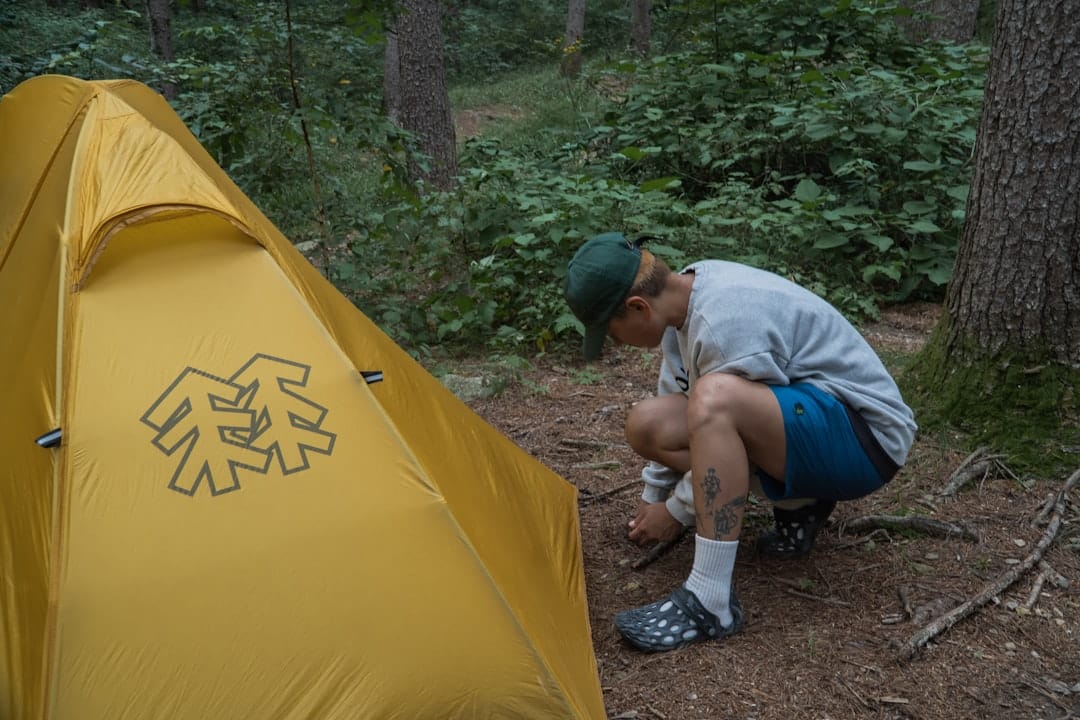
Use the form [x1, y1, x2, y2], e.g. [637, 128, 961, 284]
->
[683, 534, 739, 627]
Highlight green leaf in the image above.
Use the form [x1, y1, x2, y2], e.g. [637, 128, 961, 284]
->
[619, 146, 645, 161]
[902, 200, 936, 215]
[903, 160, 942, 172]
[907, 220, 942, 234]
[794, 178, 822, 202]
[864, 235, 895, 251]
[640, 177, 680, 193]
[805, 123, 837, 141]
[813, 233, 849, 249]
[946, 185, 970, 201]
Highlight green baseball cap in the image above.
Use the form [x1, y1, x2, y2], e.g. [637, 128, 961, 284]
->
[564, 232, 643, 360]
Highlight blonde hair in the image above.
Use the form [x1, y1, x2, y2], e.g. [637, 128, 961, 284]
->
[610, 249, 671, 319]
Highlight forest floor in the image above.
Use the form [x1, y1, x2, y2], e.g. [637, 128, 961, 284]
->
[466, 303, 1080, 720]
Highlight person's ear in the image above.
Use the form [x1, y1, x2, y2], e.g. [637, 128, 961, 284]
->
[624, 295, 649, 315]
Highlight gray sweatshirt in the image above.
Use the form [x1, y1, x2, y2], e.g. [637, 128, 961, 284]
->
[640, 260, 917, 525]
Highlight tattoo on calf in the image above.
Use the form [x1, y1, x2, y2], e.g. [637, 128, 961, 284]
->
[711, 495, 746, 539]
[702, 467, 721, 508]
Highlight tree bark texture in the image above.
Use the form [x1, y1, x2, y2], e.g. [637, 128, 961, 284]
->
[898, 0, 980, 43]
[145, 0, 177, 100]
[946, 0, 1080, 366]
[561, 0, 586, 77]
[396, 0, 457, 191]
[631, 0, 652, 57]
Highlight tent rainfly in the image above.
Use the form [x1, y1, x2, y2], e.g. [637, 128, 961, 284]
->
[0, 75, 605, 720]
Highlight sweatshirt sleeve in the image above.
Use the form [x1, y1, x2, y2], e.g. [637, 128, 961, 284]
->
[639, 328, 691, 503]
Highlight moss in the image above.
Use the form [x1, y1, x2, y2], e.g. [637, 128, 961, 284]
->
[900, 313, 1080, 477]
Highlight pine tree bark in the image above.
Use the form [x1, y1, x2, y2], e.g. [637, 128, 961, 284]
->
[396, 0, 457, 190]
[145, 0, 177, 100]
[908, 0, 1080, 470]
[946, 0, 1080, 364]
[898, 0, 980, 43]
[631, 0, 651, 57]
[561, 0, 586, 77]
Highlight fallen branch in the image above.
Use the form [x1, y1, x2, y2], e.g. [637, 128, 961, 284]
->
[1032, 492, 1058, 527]
[558, 438, 612, 450]
[572, 460, 621, 471]
[939, 446, 1007, 497]
[782, 587, 852, 608]
[900, 467, 1080, 661]
[631, 528, 689, 569]
[840, 514, 981, 542]
[1022, 567, 1049, 610]
[772, 577, 851, 607]
[578, 479, 638, 506]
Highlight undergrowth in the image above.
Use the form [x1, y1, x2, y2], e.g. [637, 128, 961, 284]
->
[3, 0, 988, 361]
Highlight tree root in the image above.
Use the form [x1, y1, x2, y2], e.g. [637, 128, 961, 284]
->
[899, 467, 1080, 661]
[839, 514, 981, 542]
[939, 446, 1011, 497]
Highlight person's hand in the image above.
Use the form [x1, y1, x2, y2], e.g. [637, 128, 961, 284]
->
[628, 501, 684, 547]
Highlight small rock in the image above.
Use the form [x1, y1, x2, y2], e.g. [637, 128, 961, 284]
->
[1004, 642, 1017, 651]
[1013, 538, 1027, 547]
[912, 562, 935, 574]
[687, 692, 698, 701]
[1044, 678, 1070, 695]
[924, 552, 939, 560]
[1004, 558, 1021, 565]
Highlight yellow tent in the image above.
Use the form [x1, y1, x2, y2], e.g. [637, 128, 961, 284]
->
[0, 75, 604, 720]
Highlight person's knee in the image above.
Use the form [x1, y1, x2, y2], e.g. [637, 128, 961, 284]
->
[625, 394, 685, 455]
[625, 398, 665, 453]
[686, 373, 746, 433]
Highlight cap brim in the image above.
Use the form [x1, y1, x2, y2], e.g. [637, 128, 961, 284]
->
[582, 324, 607, 361]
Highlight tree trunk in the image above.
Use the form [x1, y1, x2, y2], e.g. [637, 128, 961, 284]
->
[631, 0, 651, 57]
[145, 0, 177, 100]
[561, 0, 586, 77]
[947, 0, 1079, 363]
[908, 0, 1080, 471]
[898, 0, 980, 43]
[382, 29, 401, 126]
[396, 0, 457, 191]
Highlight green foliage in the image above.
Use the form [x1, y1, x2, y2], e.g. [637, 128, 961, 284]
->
[576, 6, 984, 315]
[4, 0, 989, 361]
[443, 0, 633, 82]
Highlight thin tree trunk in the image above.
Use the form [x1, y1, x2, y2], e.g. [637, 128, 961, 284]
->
[396, 0, 457, 190]
[946, 0, 1080, 363]
[561, 0, 586, 77]
[145, 0, 177, 100]
[382, 29, 401, 126]
[631, 0, 651, 57]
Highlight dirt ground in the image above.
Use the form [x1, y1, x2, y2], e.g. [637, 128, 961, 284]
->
[467, 303, 1080, 720]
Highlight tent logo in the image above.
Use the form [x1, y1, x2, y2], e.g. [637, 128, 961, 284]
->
[141, 354, 337, 496]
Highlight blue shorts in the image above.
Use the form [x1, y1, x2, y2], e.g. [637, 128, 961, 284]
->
[757, 383, 894, 502]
